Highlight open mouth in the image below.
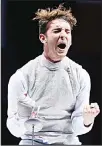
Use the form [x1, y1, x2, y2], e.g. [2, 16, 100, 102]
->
[57, 43, 66, 49]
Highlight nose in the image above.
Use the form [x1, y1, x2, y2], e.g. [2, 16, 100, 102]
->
[60, 35, 65, 40]
[59, 31, 67, 40]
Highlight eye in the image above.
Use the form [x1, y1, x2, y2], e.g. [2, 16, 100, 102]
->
[53, 29, 61, 33]
[65, 29, 70, 34]
[54, 30, 60, 33]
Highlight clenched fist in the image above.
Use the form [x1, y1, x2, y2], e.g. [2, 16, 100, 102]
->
[83, 103, 100, 126]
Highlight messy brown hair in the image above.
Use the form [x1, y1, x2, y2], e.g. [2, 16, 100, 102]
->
[33, 3, 77, 34]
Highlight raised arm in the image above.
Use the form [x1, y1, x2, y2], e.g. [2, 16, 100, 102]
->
[71, 68, 100, 136]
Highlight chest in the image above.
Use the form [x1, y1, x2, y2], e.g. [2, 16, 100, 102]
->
[29, 68, 79, 110]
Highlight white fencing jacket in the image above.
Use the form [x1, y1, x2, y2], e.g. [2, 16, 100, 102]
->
[7, 54, 93, 145]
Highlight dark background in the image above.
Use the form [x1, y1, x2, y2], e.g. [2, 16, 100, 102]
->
[1, 0, 101, 145]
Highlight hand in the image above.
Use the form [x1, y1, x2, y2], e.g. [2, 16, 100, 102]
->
[19, 93, 36, 108]
[83, 103, 100, 126]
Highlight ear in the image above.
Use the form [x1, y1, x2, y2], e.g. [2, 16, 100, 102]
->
[39, 34, 47, 44]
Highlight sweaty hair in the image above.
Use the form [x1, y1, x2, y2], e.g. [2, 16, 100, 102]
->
[33, 3, 77, 34]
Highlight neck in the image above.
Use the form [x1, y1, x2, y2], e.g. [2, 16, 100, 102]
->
[43, 53, 61, 63]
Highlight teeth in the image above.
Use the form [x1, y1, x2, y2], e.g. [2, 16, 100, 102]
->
[58, 43, 66, 49]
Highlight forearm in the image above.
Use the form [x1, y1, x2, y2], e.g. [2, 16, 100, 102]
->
[72, 116, 94, 136]
[18, 93, 36, 108]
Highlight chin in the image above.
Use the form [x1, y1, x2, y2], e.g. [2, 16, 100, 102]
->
[56, 55, 65, 61]
[57, 53, 66, 58]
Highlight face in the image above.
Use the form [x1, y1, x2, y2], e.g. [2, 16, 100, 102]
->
[39, 19, 72, 62]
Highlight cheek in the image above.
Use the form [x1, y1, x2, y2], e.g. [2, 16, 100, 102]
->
[48, 37, 57, 45]
[68, 36, 72, 44]
[50, 33, 59, 39]
[68, 35, 72, 40]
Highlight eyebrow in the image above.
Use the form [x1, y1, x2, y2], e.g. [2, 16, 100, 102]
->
[53, 28, 70, 31]
[53, 28, 61, 30]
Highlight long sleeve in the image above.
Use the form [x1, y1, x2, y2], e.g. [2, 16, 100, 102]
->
[71, 68, 93, 136]
[6, 70, 35, 137]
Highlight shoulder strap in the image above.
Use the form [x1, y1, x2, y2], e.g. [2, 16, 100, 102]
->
[67, 60, 78, 98]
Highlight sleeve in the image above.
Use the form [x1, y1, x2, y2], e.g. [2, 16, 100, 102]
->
[6, 70, 36, 137]
[71, 68, 94, 136]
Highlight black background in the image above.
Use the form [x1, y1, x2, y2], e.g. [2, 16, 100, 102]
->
[1, 0, 101, 145]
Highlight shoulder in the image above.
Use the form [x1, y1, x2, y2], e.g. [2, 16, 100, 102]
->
[64, 56, 82, 69]
[20, 55, 41, 73]
[9, 55, 42, 83]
